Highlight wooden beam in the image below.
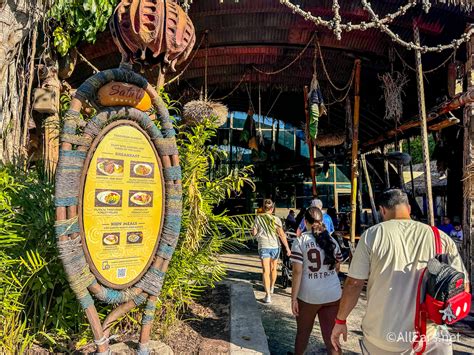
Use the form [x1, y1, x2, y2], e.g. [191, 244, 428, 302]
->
[350, 59, 361, 243]
[414, 22, 435, 226]
[363, 89, 474, 148]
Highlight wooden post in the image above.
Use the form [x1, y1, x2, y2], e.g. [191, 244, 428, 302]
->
[413, 22, 435, 226]
[304, 86, 317, 197]
[350, 59, 361, 243]
[407, 136, 416, 197]
[463, 24, 474, 282]
[362, 154, 380, 224]
[383, 144, 390, 188]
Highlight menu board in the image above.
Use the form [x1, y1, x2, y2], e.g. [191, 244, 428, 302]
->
[82, 124, 163, 288]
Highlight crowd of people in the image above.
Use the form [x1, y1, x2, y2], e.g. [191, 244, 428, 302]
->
[252, 190, 469, 355]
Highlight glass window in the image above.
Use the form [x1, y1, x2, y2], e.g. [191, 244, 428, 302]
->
[316, 163, 335, 183]
[335, 164, 351, 183]
[300, 140, 309, 158]
[279, 130, 295, 151]
[317, 185, 335, 208]
[232, 111, 247, 129]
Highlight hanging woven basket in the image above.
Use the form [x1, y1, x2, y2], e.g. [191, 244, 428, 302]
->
[315, 132, 346, 147]
[182, 100, 228, 127]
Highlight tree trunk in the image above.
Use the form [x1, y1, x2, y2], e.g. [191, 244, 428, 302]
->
[0, 0, 33, 163]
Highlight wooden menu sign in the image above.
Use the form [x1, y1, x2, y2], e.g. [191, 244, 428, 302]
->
[80, 121, 164, 289]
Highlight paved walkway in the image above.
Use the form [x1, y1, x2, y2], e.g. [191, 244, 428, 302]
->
[221, 249, 474, 355]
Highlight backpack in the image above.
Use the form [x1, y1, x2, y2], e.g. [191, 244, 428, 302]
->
[413, 226, 471, 354]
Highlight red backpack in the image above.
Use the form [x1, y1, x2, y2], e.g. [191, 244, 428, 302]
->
[413, 226, 471, 354]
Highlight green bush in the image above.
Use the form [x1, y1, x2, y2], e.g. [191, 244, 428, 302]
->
[0, 164, 85, 352]
[156, 119, 255, 333]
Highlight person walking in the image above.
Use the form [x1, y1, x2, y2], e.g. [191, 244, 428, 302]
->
[331, 189, 469, 354]
[291, 207, 343, 355]
[297, 199, 335, 236]
[252, 199, 291, 304]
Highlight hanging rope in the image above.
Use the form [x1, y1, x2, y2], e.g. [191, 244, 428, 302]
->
[258, 82, 264, 145]
[279, 0, 473, 52]
[212, 72, 247, 101]
[316, 38, 355, 91]
[393, 46, 457, 74]
[204, 31, 209, 101]
[252, 32, 317, 75]
[265, 88, 283, 118]
[245, 83, 255, 112]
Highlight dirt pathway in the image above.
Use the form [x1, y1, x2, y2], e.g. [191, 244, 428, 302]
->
[221, 249, 474, 355]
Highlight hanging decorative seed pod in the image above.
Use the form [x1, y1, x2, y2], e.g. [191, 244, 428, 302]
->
[110, 0, 196, 72]
[182, 100, 228, 127]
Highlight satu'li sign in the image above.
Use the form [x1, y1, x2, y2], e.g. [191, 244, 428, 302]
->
[54, 65, 182, 353]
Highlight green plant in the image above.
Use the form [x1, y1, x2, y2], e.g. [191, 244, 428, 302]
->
[401, 135, 436, 165]
[49, 0, 118, 56]
[0, 165, 85, 352]
[155, 118, 256, 334]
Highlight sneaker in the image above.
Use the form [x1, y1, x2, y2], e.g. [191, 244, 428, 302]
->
[263, 294, 272, 304]
[270, 286, 275, 294]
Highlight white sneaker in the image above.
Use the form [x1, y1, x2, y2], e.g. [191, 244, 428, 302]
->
[270, 286, 275, 294]
[263, 294, 272, 304]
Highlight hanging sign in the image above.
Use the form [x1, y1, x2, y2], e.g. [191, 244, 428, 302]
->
[81, 122, 164, 289]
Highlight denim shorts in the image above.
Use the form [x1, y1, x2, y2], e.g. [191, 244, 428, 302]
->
[259, 247, 280, 260]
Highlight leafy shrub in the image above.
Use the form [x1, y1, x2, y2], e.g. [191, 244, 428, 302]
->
[0, 164, 85, 351]
[156, 118, 255, 334]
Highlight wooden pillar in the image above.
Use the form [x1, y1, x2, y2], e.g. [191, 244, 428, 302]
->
[407, 136, 416, 197]
[350, 59, 361, 243]
[413, 23, 435, 226]
[304, 86, 317, 197]
[463, 24, 474, 282]
[382, 144, 390, 188]
[43, 64, 60, 178]
[362, 154, 380, 224]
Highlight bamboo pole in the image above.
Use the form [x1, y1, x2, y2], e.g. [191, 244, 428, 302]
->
[362, 154, 380, 224]
[407, 136, 416, 197]
[350, 59, 361, 243]
[383, 145, 391, 188]
[463, 24, 474, 281]
[414, 22, 435, 226]
[304, 86, 317, 197]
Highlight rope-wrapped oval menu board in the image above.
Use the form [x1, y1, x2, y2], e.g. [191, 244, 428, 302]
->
[55, 65, 182, 354]
[80, 120, 165, 289]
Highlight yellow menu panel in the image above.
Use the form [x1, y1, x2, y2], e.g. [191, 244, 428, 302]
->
[82, 124, 163, 287]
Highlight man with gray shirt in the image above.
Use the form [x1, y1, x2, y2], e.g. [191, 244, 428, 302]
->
[331, 189, 469, 354]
